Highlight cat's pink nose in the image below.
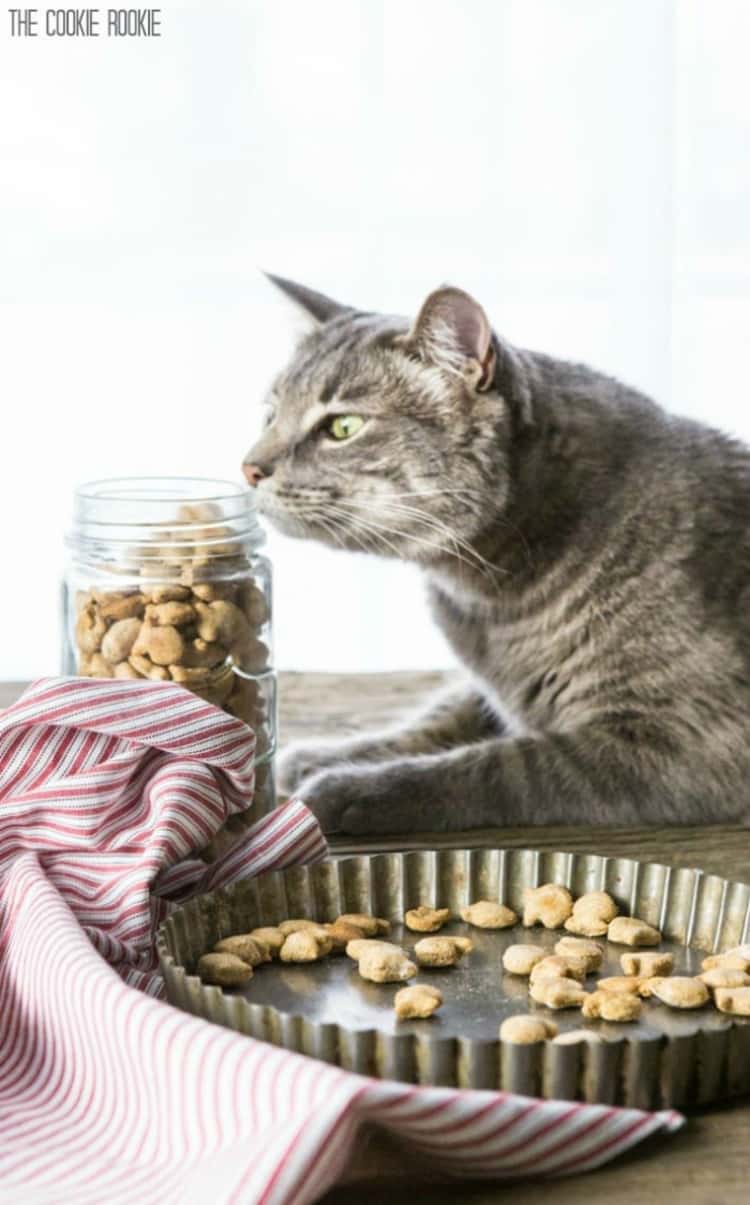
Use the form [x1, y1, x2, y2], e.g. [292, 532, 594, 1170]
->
[243, 463, 265, 487]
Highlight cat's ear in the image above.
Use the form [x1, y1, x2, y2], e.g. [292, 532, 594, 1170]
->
[402, 286, 496, 392]
[263, 272, 352, 325]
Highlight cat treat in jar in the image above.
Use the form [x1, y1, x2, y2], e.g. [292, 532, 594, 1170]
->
[61, 477, 276, 817]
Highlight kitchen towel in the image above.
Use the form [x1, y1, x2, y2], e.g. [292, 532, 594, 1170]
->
[0, 678, 683, 1203]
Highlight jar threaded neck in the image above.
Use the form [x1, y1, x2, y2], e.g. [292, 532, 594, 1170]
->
[67, 477, 265, 567]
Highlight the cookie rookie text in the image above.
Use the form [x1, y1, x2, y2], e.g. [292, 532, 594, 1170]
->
[8, 8, 162, 37]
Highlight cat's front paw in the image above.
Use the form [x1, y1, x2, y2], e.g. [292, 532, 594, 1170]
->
[277, 739, 348, 796]
[295, 761, 439, 835]
[297, 757, 488, 835]
[293, 764, 368, 832]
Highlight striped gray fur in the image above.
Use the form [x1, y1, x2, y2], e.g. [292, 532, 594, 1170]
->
[244, 276, 750, 835]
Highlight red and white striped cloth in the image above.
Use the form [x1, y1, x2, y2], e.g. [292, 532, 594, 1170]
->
[0, 678, 683, 1202]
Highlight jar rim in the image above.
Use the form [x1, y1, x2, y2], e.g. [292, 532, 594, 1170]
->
[67, 475, 266, 561]
[75, 476, 252, 504]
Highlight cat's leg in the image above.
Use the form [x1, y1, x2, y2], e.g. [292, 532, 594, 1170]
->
[300, 721, 733, 833]
[278, 681, 502, 796]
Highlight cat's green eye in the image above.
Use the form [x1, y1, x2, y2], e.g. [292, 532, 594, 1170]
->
[328, 414, 365, 441]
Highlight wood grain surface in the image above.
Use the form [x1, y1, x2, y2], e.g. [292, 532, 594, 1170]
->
[4, 675, 749, 1202]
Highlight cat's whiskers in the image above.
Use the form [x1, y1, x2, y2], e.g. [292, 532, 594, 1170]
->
[380, 504, 485, 563]
[335, 495, 504, 583]
[327, 499, 502, 584]
[314, 512, 347, 552]
[277, 498, 405, 562]
[382, 490, 533, 571]
[265, 492, 504, 585]
[324, 504, 407, 561]
[323, 501, 437, 560]
[382, 487, 485, 502]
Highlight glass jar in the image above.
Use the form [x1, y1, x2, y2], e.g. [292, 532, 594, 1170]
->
[61, 477, 276, 822]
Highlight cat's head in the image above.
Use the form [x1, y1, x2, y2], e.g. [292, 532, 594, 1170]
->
[243, 274, 532, 573]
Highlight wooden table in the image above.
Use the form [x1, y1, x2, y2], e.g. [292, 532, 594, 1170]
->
[4, 676, 749, 1202]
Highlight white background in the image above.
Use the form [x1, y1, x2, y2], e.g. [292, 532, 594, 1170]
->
[1, 0, 749, 677]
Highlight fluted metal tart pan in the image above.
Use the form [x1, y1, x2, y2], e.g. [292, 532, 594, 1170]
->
[156, 847, 750, 1108]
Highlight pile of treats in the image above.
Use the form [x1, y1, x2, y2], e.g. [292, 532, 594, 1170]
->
[196, 909, 469, 1019]
[501, 884, 750, 1041]
[195, 885, 750, 1033]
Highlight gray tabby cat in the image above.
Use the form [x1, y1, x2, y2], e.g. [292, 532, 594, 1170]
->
[243, 274, 750, 835]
